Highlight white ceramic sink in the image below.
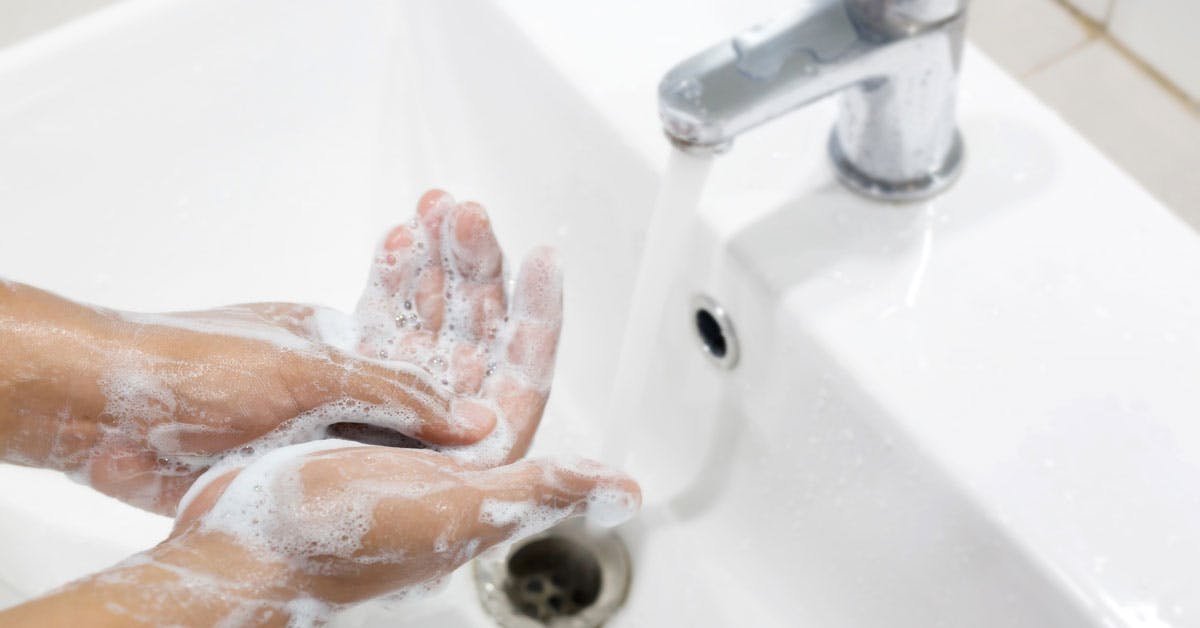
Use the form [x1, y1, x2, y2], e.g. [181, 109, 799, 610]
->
[2, 0, 1199, 626]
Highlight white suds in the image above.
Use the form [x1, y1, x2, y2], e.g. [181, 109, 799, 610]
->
[310, 308, 360, 353]
[4, 197, 639, 626]
[584, 486, 640, 528]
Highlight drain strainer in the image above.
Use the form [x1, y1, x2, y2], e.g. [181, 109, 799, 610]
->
[474, 520, 631, 627]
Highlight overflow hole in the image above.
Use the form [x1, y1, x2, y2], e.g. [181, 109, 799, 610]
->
[691, 294, 739, 369]
[695, 308, 727, 358]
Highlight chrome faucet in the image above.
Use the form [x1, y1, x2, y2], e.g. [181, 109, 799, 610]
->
[658, 0, 968, 201]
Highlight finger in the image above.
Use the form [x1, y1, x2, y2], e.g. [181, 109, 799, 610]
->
[449, 343, 487, 394]
[413, 189, 454, 331]
[445, 202, 506, 343]
[460, 457, 641, 546]
[293, 351, 496, 446]
[358, 454, 639, 574]
[497, 247, 562, 387]
[355, 222, 417, 358]
[378, 223, 418, 298]
[484, 248, 563, 461]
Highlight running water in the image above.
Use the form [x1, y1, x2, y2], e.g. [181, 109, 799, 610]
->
[602, 149, 714, 466]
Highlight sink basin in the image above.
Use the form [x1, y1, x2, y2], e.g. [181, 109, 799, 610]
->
[2, 0, 1199, 626]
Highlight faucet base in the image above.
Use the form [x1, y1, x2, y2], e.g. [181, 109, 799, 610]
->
[829, 129, 964, 203]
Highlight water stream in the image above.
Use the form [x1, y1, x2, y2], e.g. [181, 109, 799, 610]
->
[601, 149, 714, 467]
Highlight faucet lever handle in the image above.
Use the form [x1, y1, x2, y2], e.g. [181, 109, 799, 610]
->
[733, 1, 858, 80]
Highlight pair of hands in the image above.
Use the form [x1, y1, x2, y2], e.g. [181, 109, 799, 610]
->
[0, 190, 639, 626]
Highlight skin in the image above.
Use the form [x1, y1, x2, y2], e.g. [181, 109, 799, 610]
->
[0, 449, 639, 627]
[0, 190, 641, 625]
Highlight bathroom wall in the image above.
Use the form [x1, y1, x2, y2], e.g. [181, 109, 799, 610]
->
[1060, 0, 1200, 103]
[0, 0, 119, 49]
[970, 0, 1200, 229]
[1, 0, 1195, 225]
[1062, 0, 1110, 22]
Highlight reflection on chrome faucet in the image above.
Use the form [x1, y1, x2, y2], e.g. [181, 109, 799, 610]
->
[659, 0, 969, 201]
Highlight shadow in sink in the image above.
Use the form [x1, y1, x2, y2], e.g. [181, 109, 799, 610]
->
[666, 389, 746, 520]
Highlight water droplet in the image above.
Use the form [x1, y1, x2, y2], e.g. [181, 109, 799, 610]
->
[403, 300, 413, 310]
[671, 78, 703, 102]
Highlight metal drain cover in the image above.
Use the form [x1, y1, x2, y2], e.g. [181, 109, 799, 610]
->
[474, 520, 631, 627]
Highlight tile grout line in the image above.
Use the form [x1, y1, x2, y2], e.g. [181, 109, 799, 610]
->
[1047, 0, 1200, 116]
[1020, 33, 1099, 80]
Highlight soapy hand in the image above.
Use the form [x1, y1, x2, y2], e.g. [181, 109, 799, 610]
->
[0, 190, 563, 515]
[0, 443, 640, 627]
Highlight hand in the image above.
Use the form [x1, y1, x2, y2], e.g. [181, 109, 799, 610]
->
[0, 190, 563, 515]
[0, 443, 640, 627]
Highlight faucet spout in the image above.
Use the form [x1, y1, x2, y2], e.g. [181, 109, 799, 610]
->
[658, 0, 969, 201]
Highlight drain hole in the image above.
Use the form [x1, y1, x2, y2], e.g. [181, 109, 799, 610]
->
[505, 537, 602, 621]
[695, 309, 726, 358]
[691, 294, 739, 369]
[474, 521, 631, 627]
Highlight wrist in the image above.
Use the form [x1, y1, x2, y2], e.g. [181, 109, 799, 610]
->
[0, 282, 124, 469]
[0, 537, 296, 628]
[144, 531, 307, 626]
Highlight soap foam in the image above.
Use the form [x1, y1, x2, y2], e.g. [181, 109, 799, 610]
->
[584, 486, 640, 528]
[165, 443, 638, 626]
[3, 198, 633, 624]
[13, 194, 566, 513]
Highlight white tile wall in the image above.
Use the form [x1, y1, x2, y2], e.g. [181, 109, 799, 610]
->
[1062, 0, 1112, 23]
[1025, 40, 1200, 224]
[1109, 0, 1200, 102]
[967, 0, 1091, 76]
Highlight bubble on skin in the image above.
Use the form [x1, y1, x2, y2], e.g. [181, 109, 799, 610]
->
[4, 199, 583, 621]
[476, 458, 640, 537]
[58, 290, 462, 509]
[478, 499, 567, 540]
[437, 398, 514, 468]
[81, 551, 297, 627]
[172, 442, 637, 626]
[120, 311, 315, 352]
[173, 400, 435, 516]
[310, 308, 360, 353]
[281, 597, 333, 626]
[182, 440, 372, 560]
[349, 195, 568, 471]
[584, 486, 640, 527]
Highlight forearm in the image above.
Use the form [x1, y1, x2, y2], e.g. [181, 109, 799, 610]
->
[0, 535, 296, 628]
[0, 280, 119, 469]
